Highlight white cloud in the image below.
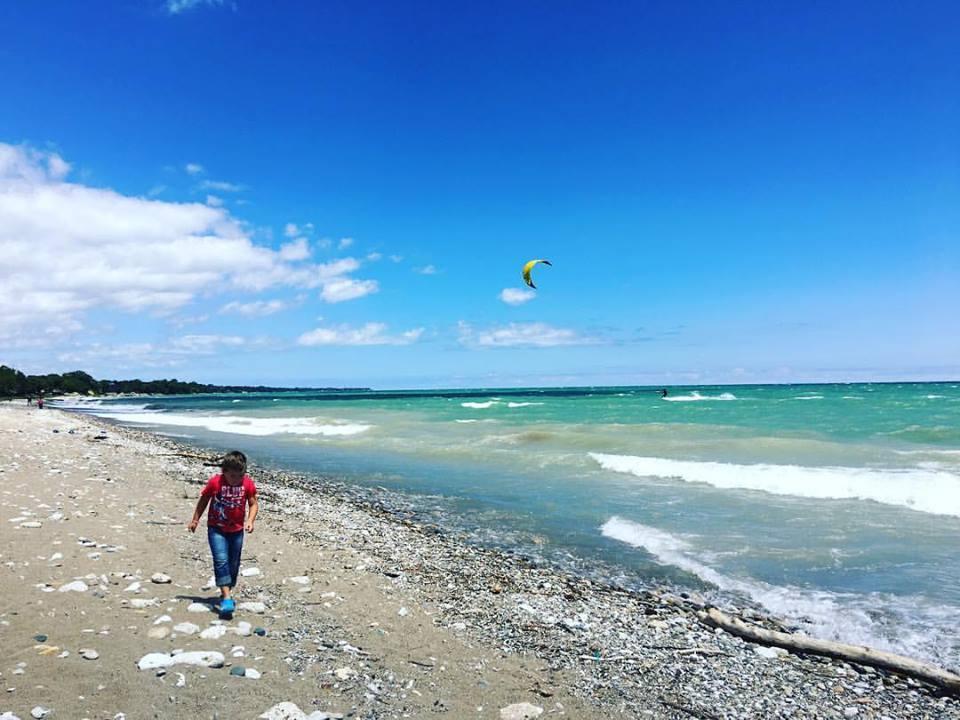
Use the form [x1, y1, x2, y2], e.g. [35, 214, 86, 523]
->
[298, 323, 423, 347]
[185, 162, 204, 175]
[320, 277, 379, 303]
[390, 254, 403, 263]
[366, 252, 382, 262]
[338, 237, 354, 250]
[415, 264, 438, 275]
[200, 179, 244, 192]
[220, 299, 291, 317]
[457, 321, 600, 348]
[205, 194, 223, 207]
[279, 237, 310, 261]
[0, 142, 377, 347]
[166, 0, 226, 15]
[499, 287, 536, 305]
[284, 222, 300, 238]
[57, 334, 247, 367]
[147, 184, 167, 197]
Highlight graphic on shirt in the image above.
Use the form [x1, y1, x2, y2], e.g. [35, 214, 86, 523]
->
[210, 483, 246, 525]
[202, 475, 255, 532]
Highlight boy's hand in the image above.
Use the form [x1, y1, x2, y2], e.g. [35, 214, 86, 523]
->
[244, 521, 255, 533]
[187, 519, 199, 533]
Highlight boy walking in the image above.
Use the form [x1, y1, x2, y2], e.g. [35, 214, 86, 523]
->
[187, 450, 259, 617]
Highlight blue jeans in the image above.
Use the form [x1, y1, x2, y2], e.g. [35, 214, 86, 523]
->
[207, 526, 244, 588]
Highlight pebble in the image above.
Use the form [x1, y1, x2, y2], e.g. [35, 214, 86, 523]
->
[173, 622, 200, 635]
[240, 567, 261, 578]
[20, 521, 42, 529]
[147, 626, 171, 640]
[259, 702, 307, 720]
[230, 666, 246, 677]
[239, 601, 266, 614]
[200, 625, 227, 640]
[499, 703, 543, 720]
[128, 598, 159, 609]
[286, 575, 310, 585]
[245, 668, 261, 680]
[30, 709, 49, 720]
[150, 573, 172, 584]
[57, 580, 88, 593]
[334, 667, 356, 681]
[79, 648, 99, 660]
[253, 627, 267, 636]
[187, 603, 210, 613]
[33, 634, 48, 643]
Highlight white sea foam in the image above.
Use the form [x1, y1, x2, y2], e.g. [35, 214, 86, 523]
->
[88, 411, 371, 437]
[589, 453, 960, 517]
[507, 402, 544, 408]
[600, 516, 955, 666]
[926, 394, 946, 399]
[794, 395, 824, 400]
[461, 401, 499, 409]
[662, 392, 736, 402]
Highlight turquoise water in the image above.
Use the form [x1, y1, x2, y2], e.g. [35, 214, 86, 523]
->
[57, 382, 960, 669]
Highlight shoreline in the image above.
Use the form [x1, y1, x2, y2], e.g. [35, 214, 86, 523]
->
[1, 404, 957, 719]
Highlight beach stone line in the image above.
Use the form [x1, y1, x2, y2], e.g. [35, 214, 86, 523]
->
[499, 703, 543, 720]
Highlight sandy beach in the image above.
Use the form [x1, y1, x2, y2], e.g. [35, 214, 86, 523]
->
[1, 402, 957, 720]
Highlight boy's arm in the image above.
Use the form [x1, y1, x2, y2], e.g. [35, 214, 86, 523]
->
[245, 495, 259, 532]
[187, 496, 211, 533]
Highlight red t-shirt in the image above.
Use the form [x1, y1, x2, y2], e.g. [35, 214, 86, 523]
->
[202, 474, 257, 533]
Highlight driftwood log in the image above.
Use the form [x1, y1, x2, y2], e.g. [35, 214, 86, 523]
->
[163, 451, 222, 466]
[698, 607, 960, 696]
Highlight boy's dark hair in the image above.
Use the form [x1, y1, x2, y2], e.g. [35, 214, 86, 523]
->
[221, 450, 247, 474]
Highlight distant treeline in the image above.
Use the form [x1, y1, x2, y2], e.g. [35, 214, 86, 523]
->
[0, 365, 367, 398]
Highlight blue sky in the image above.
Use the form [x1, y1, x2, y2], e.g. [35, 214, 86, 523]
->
[1, 1, 957, 388]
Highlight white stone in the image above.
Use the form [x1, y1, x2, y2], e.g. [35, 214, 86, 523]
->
[58, 580, 88, 593]
[258, 702, 307, 720]
[128, 598, 159, 609]
[239, 601, 266, 614]
[286, 575, 310, 585]
[151, 573, 172, 584]
[499, 703, 543, 720]
[397, 607, 409, 617]
[0, 712, 22, 720]
[20, 521, 42, 529]
[147, 626, 171, 640]
[187, 603, 211, 613]
[136, 650, 225, 671]
[200, 625, 227, 640]
[240, 567, 261, 578]
[30, 709, 49, 720]
[123, 581, 141, 592]
[245, 668, 261, 679]
[234, 621, 252, 636]
[175, 672, 186, 688]
[173, 622, 200, 635]
[80, 648, 99, 660]
[153, 614, 172, 625]
[753, 645, 787, 659]
[333, 666, 356, 681]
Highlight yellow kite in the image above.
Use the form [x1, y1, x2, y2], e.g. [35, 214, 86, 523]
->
[522, 259, 552, 289]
